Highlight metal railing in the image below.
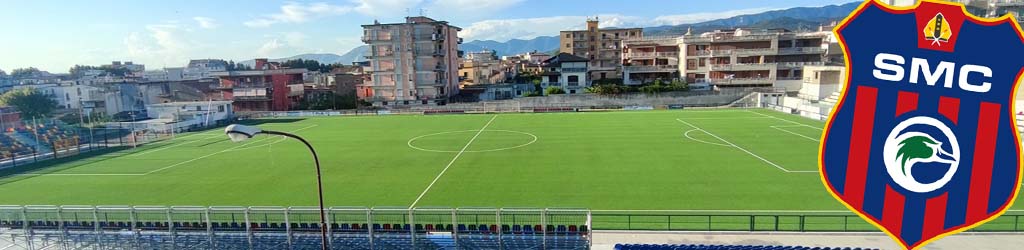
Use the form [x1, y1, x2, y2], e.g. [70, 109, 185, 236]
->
[591, 212, 1024, 232]
[0, 206, 592, 250]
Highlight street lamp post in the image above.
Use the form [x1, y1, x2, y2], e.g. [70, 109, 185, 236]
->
[224, 124, 329, 250]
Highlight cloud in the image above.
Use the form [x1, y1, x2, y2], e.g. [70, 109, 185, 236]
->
[460, 8, 775, 42]
[352, 0, 423, 17]
[123, 23, 196, 67]
[257, 39, 286, 57]
[245, 2, 353, 28]
[193, 17, 218, 29]
[647, 8, 773, 26]
[424, 0, 522, 20]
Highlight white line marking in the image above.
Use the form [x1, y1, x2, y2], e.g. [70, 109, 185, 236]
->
[677, 117, 776, 120]
[14, 125, 319, 177]
[683, 129, 732, 147]
[770, 126, 821, 142]
[143, 125, 318, 175]
[129, 134, 225, 157]
[745, 110, 823, 130]
[592, 209, 853, 213]
[409, 115, 498, 208]
[677, 119, 817, 173]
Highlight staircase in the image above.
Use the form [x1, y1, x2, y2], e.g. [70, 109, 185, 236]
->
[424, 234, 456, 249]
[819, 91, 841, 107]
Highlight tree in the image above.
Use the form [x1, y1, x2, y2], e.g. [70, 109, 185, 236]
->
[281, 59, 329, 72]
[0, 88, 57, 119]
[545, 86, 566, 95]
[0, 68, 6, 77]
[10, 67, 41, 79]
[226, 60, 253, 71]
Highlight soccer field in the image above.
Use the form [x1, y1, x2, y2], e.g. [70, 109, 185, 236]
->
[0, 109, 1019, 213]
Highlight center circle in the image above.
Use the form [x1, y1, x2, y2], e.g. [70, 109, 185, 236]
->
[407, 130, 538, 153]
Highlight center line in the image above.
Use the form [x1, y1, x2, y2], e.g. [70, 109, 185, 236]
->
[409, 115, 498, 208]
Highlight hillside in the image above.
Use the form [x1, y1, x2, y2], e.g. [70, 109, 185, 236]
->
[645, 2, 859, 35]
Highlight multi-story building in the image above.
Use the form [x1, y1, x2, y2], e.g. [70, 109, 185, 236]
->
[184, 59, 228, 80]
[621, 36, 680, 85]
[559, 18, 642, 81]
[212, 59, 306, 112]
[679, 28, 829, 88]
[360, 16, 462, 106]
[459, 50, 508, 86]
[539, 53, 590, 94]
[102, 61, 145, 73]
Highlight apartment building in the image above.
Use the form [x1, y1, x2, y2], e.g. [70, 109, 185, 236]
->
[459, 51, 508, 86]
[679, 28, 829, 88]
[360, 16, 462, 106]
[559, 18, 642, 81]
[212, 59, 307, 112]
[621, 36, 680, 85]
[539, 53, 590, 94]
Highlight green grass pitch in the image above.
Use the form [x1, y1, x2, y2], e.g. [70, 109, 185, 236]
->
[0, 109, 1019, 214]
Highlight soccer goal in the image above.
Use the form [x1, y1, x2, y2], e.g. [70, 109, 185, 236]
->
[480, 101, 522, 113]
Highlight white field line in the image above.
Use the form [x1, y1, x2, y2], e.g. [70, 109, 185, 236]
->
[129, 134, 226, 157]
[676, 119, 816, 173]
[15, 125, 318, 177]
[745, 110, 823, 130]
[143, 125, 318, 175]
[591, 209, 853, 213]
[679, 117, 776, 120]
[683, 129, 732, 147]
[770, 126, 821, 142]
[409, 115, 498, 208]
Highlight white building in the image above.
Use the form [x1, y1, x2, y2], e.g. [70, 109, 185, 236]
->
[540, 53, 590, 94]
[144, 101, 234, 131]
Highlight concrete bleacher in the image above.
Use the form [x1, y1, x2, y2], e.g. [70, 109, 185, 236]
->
[614, 243, 877, 250]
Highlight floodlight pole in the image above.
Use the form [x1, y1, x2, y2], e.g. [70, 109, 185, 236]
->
[261, 130, 329, 250]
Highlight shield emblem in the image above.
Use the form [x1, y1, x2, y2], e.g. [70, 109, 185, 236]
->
[820, 0, 1024, 249]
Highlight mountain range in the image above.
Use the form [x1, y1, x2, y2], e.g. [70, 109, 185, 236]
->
[261, 2, 859, 65]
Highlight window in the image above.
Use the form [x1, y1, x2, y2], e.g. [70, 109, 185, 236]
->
[565, 34, 571, 38]
[570, 90, 576, 94]
[600, 73, 607, 79]
[218, 105, 225, 112]
[568, 75, 579, 83]
[565, 43, 570, 48]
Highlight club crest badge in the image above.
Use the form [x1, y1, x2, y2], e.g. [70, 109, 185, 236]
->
[819, 0, 1024, 249]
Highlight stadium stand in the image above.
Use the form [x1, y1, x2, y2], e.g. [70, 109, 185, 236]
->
[614, 243, 878, 250]
[0, 133, 32, 159]
[0, 206, 591, 250]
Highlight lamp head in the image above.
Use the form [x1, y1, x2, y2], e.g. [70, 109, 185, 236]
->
[225, 124, 262, 142]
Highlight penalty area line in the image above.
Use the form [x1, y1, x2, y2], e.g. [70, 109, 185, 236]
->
[409, 115, 498, 209]
[676, 119, 817, 174]
[15, 125, 319, 177]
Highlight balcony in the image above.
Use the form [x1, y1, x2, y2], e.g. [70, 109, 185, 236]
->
[683, 34, 776, 43]
[778, 47, 825, 55]
[414, 49, 445, 57]
[361, 35, 393, 43]
[777, 61, 824, 68]
[710, 78, 773, 85]
[994, 0, 1024, 7]
[365, 51, 395, 59]
[624, 65, 678, 73]
[709, 63, 776, 71]
[233, 95, 271, 101]
[627, 52, 679, 59]
[732, 48, 776, 56]
[561, 67, 587, 73]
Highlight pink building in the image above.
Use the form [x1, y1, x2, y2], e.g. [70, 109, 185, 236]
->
[361, 16, 462, 106]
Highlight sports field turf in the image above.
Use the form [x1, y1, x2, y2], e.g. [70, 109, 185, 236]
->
[0, 109, 1019, 213]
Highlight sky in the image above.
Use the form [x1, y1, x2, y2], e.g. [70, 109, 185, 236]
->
[0, 0, 853, 73]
